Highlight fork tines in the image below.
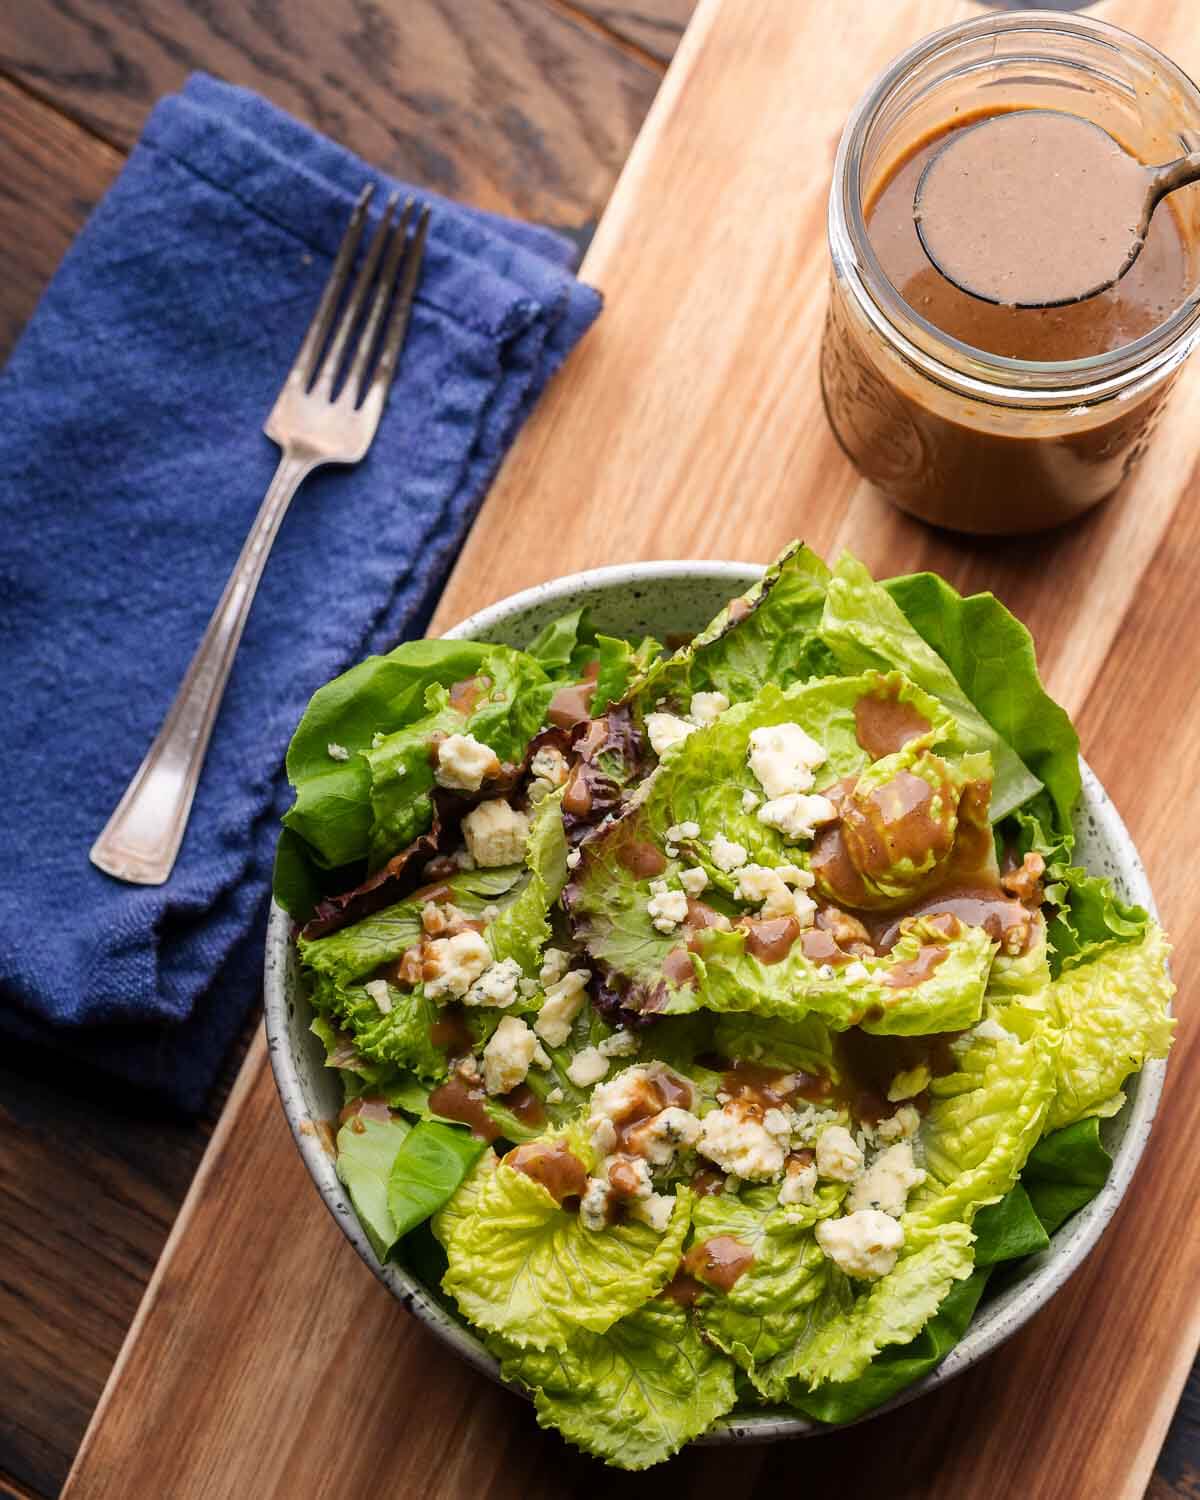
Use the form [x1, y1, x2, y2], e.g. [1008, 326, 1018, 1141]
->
[296, 183, 431, 411]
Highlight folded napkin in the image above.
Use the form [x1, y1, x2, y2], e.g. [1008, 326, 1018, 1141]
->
[0, 74, 600, 1112]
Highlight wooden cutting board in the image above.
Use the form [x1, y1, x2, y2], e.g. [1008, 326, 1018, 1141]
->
[65, 1, 1200, 1495]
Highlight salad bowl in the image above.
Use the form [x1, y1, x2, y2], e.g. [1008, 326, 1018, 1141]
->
[264, 557, 1168, 1445]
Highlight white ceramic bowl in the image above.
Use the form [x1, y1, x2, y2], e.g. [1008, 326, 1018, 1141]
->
[264, 560, 1167, 1443]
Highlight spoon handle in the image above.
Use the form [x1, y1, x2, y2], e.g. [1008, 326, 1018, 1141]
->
[1148, 151, 1200, 207]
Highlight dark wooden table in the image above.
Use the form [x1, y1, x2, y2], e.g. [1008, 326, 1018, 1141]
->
[0, 4, 1194, 1497]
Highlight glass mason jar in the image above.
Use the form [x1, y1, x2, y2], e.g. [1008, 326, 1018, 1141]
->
[822, 11, 1200, 535]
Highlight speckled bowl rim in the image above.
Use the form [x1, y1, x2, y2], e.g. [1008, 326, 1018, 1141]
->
[264, 559, 1168, 1445]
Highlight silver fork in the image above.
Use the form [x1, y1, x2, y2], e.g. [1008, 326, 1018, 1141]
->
[91, 185, 431, 886]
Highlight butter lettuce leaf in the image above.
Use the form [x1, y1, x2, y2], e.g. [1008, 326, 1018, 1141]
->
[631, 542, 836, 712]
[442, 1162, 692, 1348]
[431, 1149, 499, 1253]
[692, 1185, 850, 1375]
[820, 554, 1041, 821]
[386, 1121, 487, 1240]
[905, 1012, 1057, 1235]
[883, 571, 1079, 831]
[497, 1300, 737, 1470]
[308, 973, 446, 1081]
[335, 1114, 412, 1259]
[691, 917, 994, 1037]
[1044, 925, 1175, 1131]
[770, 1221, 975, 1394]
[791, 1265, 988, 1423]
[486, 794, 568, 973]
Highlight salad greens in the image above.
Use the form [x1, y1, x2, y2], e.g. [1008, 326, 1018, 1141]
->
[277, 541, 1174, 1468]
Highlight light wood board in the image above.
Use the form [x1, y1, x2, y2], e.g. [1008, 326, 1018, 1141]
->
[65, 1, 1200, 1495]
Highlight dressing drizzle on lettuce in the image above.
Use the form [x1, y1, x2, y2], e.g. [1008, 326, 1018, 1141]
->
[275, 542, 1174, 1469]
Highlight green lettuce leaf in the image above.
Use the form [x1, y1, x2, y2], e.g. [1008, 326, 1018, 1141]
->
[496, 1300, 737, 1470]
[883, 571, 1079, 831]
[280, 639, 552, 883]
[631, 543, 837, 712]
[820, 554, 1041, 821]
[442, 1160, 692, 1348]
[1044, 924, 1175, 1131]
[692, 1185, 850, 1374]
[769, 1221, 975, 1394]
[791, 1266, 989, 1423]
[711, 1012, 838, 1080]
[430, 1149, 499, 1253]
[1021, 1118, 1113, 1233]
[971, 1183, 1050, 1266]
[335, 1114, 412, 1259]
[486, 794, 568, 973]
[386, 1121, 487, 1240]
[309, 974, 445, 1081]
[905, 1012, 1057, 1235]
[691, 917, 995, 1037]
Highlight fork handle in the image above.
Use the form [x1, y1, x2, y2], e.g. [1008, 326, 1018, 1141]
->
[90, 447, 318, 885]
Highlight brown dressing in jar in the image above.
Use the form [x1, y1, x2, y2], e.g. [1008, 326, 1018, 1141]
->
[824, 102, 1197, 533]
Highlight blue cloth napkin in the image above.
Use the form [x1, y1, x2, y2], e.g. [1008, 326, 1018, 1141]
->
[0, 74, 600, 1112]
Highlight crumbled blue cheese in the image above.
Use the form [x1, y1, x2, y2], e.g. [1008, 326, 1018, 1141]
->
[540, 948, 569, 985]
[546, 1086, 564, 1105]
[482, 1015, 539, 1095]
[697, 1103, 789, 1180]
[327, 741, 350, 762]
[630, 1192, 676, 1234]
[848, 1142, 926, 1216]
[815, 1124, 864, 1182]
[625, 1105, 702, 1165]
[688, 691, 730, 726]
[747, 722, 827, 798]
[533, 968, 591, 1047]
[680, 866, 709, 897]
[598, 1029, 641, 1059]
[875, 1104, 921, 1143]
[371, 731, 385, 749]
[741, 789, 760, 813]
[778, 1157, 818, 1206]
[464, 956, 524, 1009]
[887, 1065, 931, 1102]
[665, 820, 701, 843]
[566, 1045, 610, 1087]
[815, 1210, 904, 1279]
[423, 930, 492, 1001]
[435, 732, 501, 791]
[734, 863, 816, 924]
[565, 848, 582, 870]
[580, 1177, 611, 1232]
[709, 833, 749, 872]
[364, 979, 392, 1014]
[646, 880, 688, 933]
[530, 745, 569, 786]
[842, 960, 870, 983]
[645, 713, 695, 757]
[775, 862, 815, 889]
[757, 791, 838, 842]
[462, 799, 529, 866]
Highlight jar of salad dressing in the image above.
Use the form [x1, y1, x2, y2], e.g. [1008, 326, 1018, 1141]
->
[822, 12, 1200, 534]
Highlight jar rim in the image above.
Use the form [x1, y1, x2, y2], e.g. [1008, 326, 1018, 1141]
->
[832, 8, 1200, 404]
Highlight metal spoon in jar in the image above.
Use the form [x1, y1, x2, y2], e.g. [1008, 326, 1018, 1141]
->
[913, 109, 1200, 309]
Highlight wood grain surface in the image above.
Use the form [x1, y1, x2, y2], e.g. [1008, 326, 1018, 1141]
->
[1, 0, 664, 227]
[55, 0, 1199, 1497]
